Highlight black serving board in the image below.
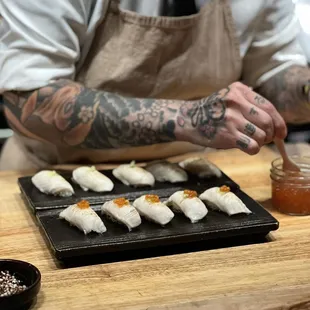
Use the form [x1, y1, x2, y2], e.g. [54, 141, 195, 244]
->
[18, 170, 239, 212]
[36, 187, 277, 260]
[18, 169, 279, 262]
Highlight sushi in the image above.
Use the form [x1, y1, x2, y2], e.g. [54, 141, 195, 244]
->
[101, 198, 141, 231]
[133, 194, 174, 226]
[179, 157, 222, 178]
[72, 166, 114, 192]
[166, 190, 208, 223]
[199, 185, 252, 216]
[112, 161, 155, 187]
[32, 170, 74, 197]
[59, 200, 106, 234]
[145, 160, 188, 183]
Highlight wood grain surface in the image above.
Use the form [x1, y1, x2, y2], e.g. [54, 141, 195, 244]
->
[1, 144, 310, 310]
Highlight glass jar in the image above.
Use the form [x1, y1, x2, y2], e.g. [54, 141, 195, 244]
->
[270, 156, 310, 215]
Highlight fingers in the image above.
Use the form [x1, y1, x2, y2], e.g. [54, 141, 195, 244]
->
[236, 120, 266, 147]
[226, 86, 275, 144]
[252, 93, 287, 139]
[235, 133, 260, 155]
[225, 118, 260, 155]
[237, 98, 275, 144]
[235, 83, 287, 139]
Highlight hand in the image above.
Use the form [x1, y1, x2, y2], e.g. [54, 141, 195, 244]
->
[175, 82, 287, 155]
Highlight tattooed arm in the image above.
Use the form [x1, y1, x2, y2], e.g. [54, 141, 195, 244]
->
[3, 79, 182, 149]
[3, 80, 286, 155]
[256, 66, 310, 124]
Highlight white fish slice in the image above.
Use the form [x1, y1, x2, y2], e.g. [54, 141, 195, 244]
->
[166, 190, 208, 223]
[145, 160, 188, 183]
[32, 170, 74, 197]
[101, 198, 141, 231]
[199, 185, 252, 216]
[59, 200, 107, 234]
[72, 166, 114, 192]
[133, 195, 174, 226]
[179, 157, 222, 178]
[112, 161, 155, 187]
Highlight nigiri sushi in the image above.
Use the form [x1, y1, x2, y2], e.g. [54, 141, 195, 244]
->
[179, 157, 222, 178]
[101, 198, 141, 231]
[145, 160, 188, 183]
[166, 190, 208, 223]
[32, 170, 74, 197]
[199, 185, 251, 216]
[59, 200, 106, 234]
[133, 194, 174, 226]
[72, 166, 114, 192]
[112, 161, 155, 187]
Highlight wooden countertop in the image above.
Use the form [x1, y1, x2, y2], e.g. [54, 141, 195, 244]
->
[2, 145, 310, 310]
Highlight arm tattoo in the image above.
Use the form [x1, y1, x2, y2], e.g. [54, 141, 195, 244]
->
[177, 87, 228, 141]
[3, 80, 180, 148]
[3, 80, 229, 149]
[257, 65, 310, 124]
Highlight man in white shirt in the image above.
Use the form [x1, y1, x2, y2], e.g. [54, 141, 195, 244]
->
[0, 0, 308, 169]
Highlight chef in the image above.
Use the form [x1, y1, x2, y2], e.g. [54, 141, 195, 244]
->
[0, 0, 309, 170]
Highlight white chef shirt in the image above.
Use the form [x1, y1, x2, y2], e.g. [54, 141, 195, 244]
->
[295, 0, 310, 61]
[0, 0, 307, 94]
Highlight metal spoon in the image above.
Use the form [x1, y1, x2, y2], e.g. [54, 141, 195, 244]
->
[274, 138, 300, 172]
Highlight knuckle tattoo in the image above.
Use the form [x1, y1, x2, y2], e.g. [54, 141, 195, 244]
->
[244, 123, 256, 136]
[254, 95, 266, 105]
[236, 136, 251, 150]
[249, 107, 258, 115]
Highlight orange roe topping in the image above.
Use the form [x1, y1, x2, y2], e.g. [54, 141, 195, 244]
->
[184, 190, 197, 199]
[113, 197, 129, 208]
[145, 194, 160, 203]
[219, 185, 230, 193]
[77, 200, 90, 209]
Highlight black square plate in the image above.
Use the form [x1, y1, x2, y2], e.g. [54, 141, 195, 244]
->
[36, 187, 278, 260]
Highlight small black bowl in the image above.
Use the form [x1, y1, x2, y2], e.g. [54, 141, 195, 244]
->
[0, 259, 41, 310]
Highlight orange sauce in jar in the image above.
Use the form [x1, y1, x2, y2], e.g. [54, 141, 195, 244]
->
[272, 182, 310, 215]
[270, 156, 310, 215]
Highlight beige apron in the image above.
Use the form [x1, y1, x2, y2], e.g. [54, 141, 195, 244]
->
[0, 0, 242, 171]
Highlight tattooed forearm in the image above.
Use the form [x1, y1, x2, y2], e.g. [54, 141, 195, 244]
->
[257, 65, 310, 124]
[3, 80, 181, 148]
[3, 79, 228, 149]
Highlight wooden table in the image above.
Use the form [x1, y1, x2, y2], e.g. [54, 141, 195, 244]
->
[2, 145, 310, 310]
